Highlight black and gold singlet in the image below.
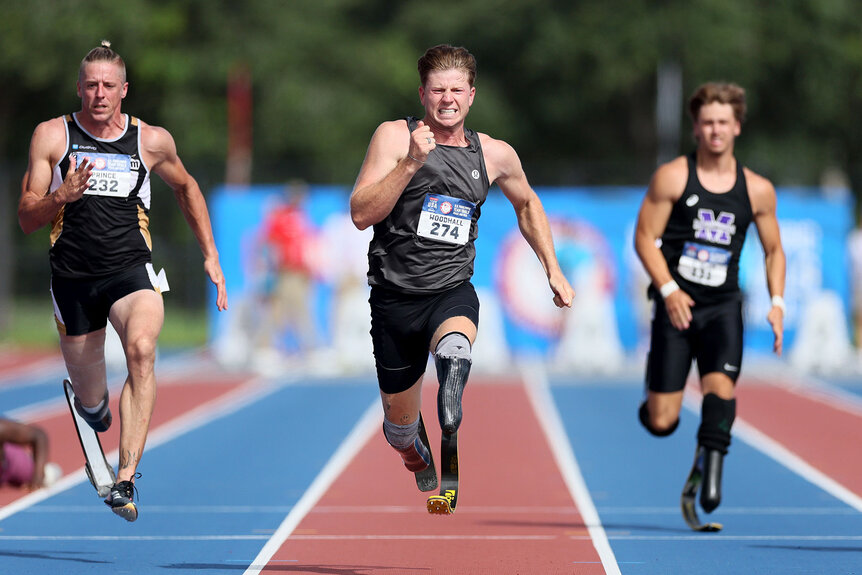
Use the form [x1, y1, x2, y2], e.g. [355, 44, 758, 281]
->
[49, 113, 152, 279]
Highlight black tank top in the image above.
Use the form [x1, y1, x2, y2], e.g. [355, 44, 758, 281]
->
[49, 113, 152, 278]
[367, 117, 490, 293]
[653, 153, 753, 305]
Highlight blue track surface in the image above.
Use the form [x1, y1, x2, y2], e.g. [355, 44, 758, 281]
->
[551, 382, 862, 574]
[2, 368, 861, 574]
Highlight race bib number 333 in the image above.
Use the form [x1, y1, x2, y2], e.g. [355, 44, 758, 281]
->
[416, 193, 476, 245]
[77, 152, 133, 198]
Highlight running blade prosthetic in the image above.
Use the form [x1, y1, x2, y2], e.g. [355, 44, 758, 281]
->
[427, 431, 458, 515]
[414, 413, 438, 492]
[63, 379, 116, 498]
[681, 445, 723, 532]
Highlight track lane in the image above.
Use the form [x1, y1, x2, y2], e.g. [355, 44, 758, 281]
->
[263, 378, 607, 574]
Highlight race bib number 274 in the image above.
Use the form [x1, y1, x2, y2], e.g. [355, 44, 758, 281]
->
[416, 193, 476, 246]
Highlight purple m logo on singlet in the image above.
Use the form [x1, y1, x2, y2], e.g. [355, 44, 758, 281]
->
[693, 209, 736, 245]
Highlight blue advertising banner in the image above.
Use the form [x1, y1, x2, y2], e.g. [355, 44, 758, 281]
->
[209, 185, 852, 372]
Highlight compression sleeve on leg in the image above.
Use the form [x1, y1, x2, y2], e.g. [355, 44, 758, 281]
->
[697, 393, 736, 454]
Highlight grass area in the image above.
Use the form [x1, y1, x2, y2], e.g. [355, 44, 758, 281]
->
[1, 299, 210, 350]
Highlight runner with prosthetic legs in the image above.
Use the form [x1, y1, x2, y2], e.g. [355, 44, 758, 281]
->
[634, 82, 785, 531]
[351, 44, 573, 515]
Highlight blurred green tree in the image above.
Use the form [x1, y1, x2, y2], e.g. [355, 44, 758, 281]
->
[2, 0, 860, 313]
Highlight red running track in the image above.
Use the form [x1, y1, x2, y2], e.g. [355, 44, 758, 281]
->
[737, 377, 862, 498]
[265, 378, 606, 574]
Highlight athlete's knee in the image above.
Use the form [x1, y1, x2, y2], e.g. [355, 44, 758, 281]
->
[435, 332, 472, 435]
[122, 332, 158, 367]
[638, 401, 680, 437]
[697, 393, 736, 454]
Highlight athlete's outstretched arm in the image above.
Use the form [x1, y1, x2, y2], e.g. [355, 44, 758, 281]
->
[483, 136, 573, 308]
[142, 123, 228, 311]
[350, 120, 437, 230]
[18, 118, 93, 234]
[748, 170, 786, 355]
[634, 157, 694, 330]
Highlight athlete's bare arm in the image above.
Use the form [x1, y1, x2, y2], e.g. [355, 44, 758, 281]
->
[350, 119, 437, 230]
[140, 122, 228, 311]
[481, 134, 573, 308]
[635, 156, 694, 330]
[746, 169, 786, 355]
[18, 117, 94, 234]
[0, 420, 48, 489]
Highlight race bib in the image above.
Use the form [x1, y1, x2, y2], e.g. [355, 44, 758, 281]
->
[416, 193, 475, 245]
[677, 241, 731, 287]
[77, 152, 134, 198]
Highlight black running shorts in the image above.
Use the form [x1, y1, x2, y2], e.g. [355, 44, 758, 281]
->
[51, 264, 157, 336]
[369, 281, 480, 394]
[645, 296, 744, 393]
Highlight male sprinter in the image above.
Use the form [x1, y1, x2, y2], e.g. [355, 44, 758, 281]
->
[634, 82, 785, 530]
[350, 44, 574, 514]
[18, 40, 228, 521]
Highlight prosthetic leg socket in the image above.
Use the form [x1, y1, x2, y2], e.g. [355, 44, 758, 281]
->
[435, 356, 471, 435]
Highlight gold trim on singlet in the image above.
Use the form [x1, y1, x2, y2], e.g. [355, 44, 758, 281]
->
[138, 205, 152, 250]
[49, 207, 65, 247]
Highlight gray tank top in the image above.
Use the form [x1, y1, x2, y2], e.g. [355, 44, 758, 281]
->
[367, 116, 490, 293]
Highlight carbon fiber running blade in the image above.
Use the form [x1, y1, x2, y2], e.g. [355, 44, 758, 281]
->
[414, 413, 438, 492]
[427, 431, 458, 515]
[681, 446, 723, 532]
[63, 379, 116, 498]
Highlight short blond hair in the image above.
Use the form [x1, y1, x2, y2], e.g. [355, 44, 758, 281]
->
[79, 40, 126, 83]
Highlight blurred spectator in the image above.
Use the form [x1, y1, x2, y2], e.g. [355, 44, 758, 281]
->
[255, 181, 318, 358]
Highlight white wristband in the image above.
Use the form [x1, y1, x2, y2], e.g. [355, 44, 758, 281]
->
[771, 295, 786, 315]
[659, 280, 680, 299]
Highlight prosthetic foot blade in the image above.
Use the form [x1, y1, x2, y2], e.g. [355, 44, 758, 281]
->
[63, 379, 116, 497]
[414, 413, 438, 492]
[427, 431, 459, 515]
[681, 446, 723, 532]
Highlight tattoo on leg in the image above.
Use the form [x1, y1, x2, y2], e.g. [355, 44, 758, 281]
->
[399, 414, 411, 424]
[119, 449, 140, 472]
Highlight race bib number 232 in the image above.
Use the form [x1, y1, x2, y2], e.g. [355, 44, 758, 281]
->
[76, 152, 134, 198]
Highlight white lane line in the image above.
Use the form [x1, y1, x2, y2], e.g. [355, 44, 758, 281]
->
[521, 361, 622, 575]
[0, 357, 65, 384]
[683, 393, 862, 513]
[0, 375, 274, 523]
[242, 399, 382, 575]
